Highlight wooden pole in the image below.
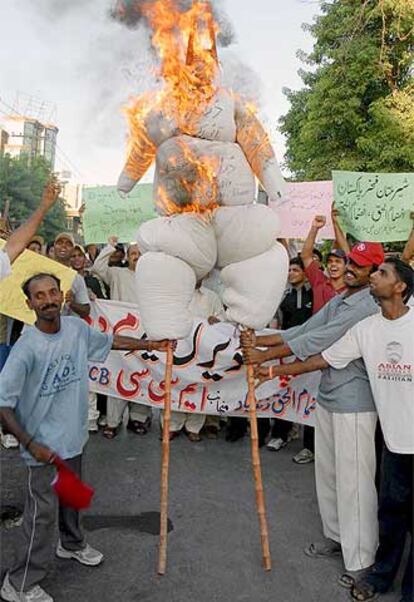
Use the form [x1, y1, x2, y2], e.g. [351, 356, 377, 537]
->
[158, 341, 174, 576]
[246, 333, 272, 571]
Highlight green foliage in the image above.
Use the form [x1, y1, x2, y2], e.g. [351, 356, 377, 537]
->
[280, 0, 414, 180]
[0, 154, 67, 242]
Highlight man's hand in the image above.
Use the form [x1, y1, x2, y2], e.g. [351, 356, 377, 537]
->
[108, 236, 119, 247]
[149, 340, 177, 352]
[312, 215, 327, 230]
[242, 347, 269, 366]
[28, 441, 55, 464]
[240, 330, 256, 350]
[208, 316, 220, 325]
[65, 290, 74, 306]
[40, 176, 61, 210]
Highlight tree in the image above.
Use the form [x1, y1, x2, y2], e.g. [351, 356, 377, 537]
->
[0, 154, 67, 242]
[280, 0, 414, 180]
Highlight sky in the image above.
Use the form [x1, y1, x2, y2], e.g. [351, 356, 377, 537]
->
[0, 0, 320, 186]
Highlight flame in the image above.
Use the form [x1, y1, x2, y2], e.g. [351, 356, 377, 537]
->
[157, 139, 220, 215]
[123, 0, 222, 213]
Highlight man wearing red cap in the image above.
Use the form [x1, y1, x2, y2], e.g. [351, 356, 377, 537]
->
[242, 241, 385, 586]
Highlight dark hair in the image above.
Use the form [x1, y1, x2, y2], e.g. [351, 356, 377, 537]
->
[385, 257, 414, 303]
[312, 248, 323, 262]
[22, 273, 61, 299]
[290, 256, 305, 270]
[46, 242, 54, 253]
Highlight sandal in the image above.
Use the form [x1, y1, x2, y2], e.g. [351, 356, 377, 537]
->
[304, 540, 342, 558]
[103, 426, 118, 440]
[185, 431, 201, 442]
[159, 430, 181, 442]
[350, 582, 379, 601]
[127, 419, 150, 435]
[339, 568, 373, 590]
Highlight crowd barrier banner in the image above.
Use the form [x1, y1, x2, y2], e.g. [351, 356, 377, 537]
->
[333, 170, 414, 242]
[88, 300, 318, 426]
[82, 184, 156, 244]
[0, 240, 76, 324]
[274, 181, 335, 239]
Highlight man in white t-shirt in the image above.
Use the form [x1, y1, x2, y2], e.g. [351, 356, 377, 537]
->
[0, 178, 60, 281]
[255, 257, 413, 602]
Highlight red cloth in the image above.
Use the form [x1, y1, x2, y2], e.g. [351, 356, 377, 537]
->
[305, 261, 346, 314]
[52, 457, 94, 510]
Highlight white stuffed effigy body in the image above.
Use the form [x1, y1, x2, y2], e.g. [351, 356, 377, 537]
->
[117, 1, 289, 339]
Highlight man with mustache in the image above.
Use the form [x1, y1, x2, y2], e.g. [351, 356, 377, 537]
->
[241, 242, 385, 587]
[53, 232, 91, 319]
[0, 273, 172, 602]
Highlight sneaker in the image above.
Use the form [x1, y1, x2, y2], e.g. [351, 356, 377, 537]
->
[293, 448, 315, 464]
[1, 434, 19, 449]
[266, 437, 286, 451]
[1, 573, 53, 601]
[56, 541, 104, 566]
[88, 420, 98, 433]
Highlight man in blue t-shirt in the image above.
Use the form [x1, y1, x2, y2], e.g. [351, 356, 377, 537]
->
[0, 273, 171, 602]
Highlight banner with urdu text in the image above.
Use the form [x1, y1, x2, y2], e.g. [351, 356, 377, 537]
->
[88, 300, 318, 426]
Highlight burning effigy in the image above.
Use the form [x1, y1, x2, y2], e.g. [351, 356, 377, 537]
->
[115, 0, 289, 340]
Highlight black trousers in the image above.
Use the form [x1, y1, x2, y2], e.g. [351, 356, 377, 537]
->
[367, 446, 413, 599]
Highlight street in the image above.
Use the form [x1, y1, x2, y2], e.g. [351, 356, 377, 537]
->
[1, 418, 402, 602]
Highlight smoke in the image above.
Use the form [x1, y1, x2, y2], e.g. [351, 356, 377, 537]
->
[110, 0, 235, 47]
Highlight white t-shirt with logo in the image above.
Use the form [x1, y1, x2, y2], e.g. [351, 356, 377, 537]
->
[0, 250, 11, 281]
[322, 308, 414, 454]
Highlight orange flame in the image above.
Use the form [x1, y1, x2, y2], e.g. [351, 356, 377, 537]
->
[124, 1, 222, 213]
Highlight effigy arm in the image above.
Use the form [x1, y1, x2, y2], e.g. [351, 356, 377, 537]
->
[235, 100, 285, 203]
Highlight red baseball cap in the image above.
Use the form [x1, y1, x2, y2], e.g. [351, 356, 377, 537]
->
[348, 242, 385, 267]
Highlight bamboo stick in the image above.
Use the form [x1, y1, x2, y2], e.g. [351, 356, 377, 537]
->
[158, 341, 174, 576]
[246, 336, 272, 571]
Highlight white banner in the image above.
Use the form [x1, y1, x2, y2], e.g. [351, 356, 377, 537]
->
[87, 300, 319, 426]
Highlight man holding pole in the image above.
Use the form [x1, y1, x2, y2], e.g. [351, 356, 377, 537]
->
[249, 257, 413, 602]
[241, 242, 385, 583]
[0, 272, 172, 602]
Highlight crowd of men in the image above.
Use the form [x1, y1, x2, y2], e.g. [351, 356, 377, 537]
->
[0, 180, 412, 602]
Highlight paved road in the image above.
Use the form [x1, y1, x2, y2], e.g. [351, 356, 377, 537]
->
[1, 420, 403, 602]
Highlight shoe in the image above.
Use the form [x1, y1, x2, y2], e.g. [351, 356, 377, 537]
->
[293, 448, 315, 464]
[304, 539, 342, 558]
[185, 431, 202, 442]
[1, 434, 19, 449]
[1, 573, 53, 601]
[205, 425, 218, 440]
[127, 418, 151, 435]
[287, 424, 300, 441]
[97, 415, 107, 428]
[337, 566, 373, 589]
[56, 541, 104, 566]
[88, 421, 98, 433]
[266, 438, 286, 451]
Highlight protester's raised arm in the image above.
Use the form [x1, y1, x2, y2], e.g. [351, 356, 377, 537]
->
[301, 215, 326, 268]
[4, 177, 61, 263]
[402, 213, 414, 263]
[331, 203, 350, 254]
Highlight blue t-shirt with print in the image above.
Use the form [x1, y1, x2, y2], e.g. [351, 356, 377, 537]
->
[0, 317, 112, 465]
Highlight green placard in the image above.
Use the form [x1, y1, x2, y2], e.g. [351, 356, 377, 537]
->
[333, 170, 414, 243]
[82, 184, 157, 244]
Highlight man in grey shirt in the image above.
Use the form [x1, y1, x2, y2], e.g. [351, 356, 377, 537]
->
[242, 242, 385, 584]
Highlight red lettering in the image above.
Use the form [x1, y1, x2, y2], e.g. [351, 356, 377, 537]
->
[116, 369, 149, 398]
[113, 313, 139, 335]
[98, 316, 109, 333]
